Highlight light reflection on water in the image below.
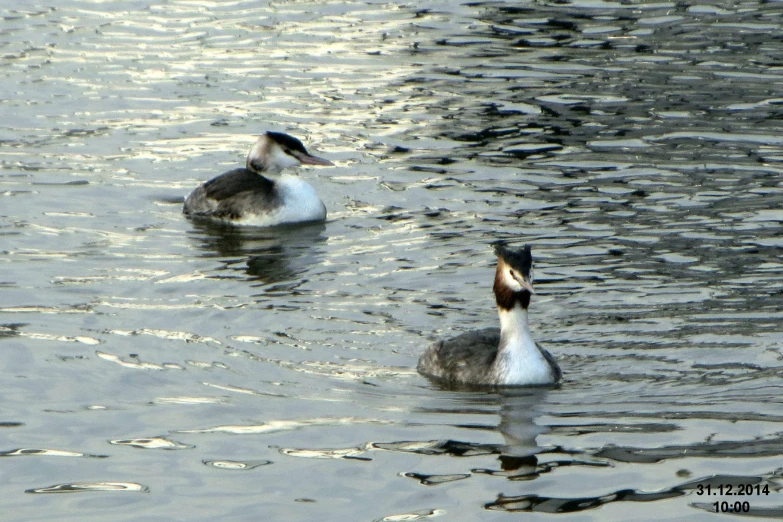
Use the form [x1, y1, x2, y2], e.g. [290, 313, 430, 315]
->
[2, 0, 783, 520]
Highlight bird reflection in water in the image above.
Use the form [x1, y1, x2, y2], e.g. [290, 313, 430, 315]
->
[491, 388, 552, 479]
[385, 388, 556, 482]
[186, 218, 326, 284]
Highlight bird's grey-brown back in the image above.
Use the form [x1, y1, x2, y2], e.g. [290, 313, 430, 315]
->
[418, 244, 561, 387]
[539, 345, 561, 382]
[183, 168, 277, 220]
[417, 327, 502, 384]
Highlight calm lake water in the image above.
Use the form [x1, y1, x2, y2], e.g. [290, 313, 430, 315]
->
[2, 1, 783, 520]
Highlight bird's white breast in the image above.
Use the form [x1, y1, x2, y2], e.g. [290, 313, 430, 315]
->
[494, 305, 556, 385]
[235, 174, 326, 227]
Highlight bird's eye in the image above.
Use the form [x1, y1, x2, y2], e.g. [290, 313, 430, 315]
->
[509, 270, 514, 277]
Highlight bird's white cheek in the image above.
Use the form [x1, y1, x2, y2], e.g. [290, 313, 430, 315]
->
[502, 271, 523, 291]
[269, 148, 301, 169]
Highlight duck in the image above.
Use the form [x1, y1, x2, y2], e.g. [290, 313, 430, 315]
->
[418, 243, 561, 386]
[183, 131, 333, 227]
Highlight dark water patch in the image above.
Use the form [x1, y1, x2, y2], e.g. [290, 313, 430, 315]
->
[373, 439, 499, 458]
[385, 1, 783, 180]
[31, 180, 89, 186]
[551, 422, 680, 436]
[57, 126, 110, 138]
[158, 195, 185, 205]
[0, 323, 25, 338]
[485, 473, 782, 514]
[485, 486, 684, 514]
[595, 433, 783, 464]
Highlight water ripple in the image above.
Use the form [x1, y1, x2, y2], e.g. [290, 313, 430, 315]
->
[2, 1, 782, 520]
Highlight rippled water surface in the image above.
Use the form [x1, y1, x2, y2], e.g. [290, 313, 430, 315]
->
[2, 1, 783, 520]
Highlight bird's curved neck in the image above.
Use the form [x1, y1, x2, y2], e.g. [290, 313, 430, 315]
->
[493, 266, 536, 353]
[248, 159, 282, 176]
[497, 303, 533, 347]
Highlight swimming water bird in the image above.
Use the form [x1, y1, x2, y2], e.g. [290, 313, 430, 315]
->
[183, 131, 333, 226]
[418, 244, 561, 387]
